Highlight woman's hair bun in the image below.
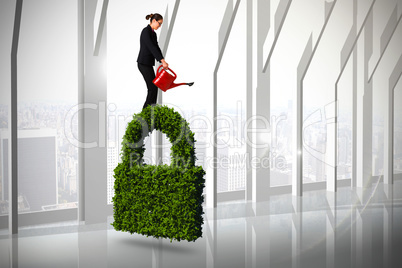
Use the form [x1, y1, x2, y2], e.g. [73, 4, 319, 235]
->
[145, 13, 162, 22]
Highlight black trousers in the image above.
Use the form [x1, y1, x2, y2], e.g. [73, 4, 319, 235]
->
[138, 63, 158, 109]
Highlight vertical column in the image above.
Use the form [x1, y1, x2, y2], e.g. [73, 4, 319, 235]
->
[352, 0, 358, 188]
[246, 0, 253, 201]
[211, 66, 217, 208]
[327, 99, 337, 192]
[356, 10, 373, 190]
[244, 0, 257, 262]
[385, 54, 402, 184]
[251, 0, 258, 202]
[9, 0, 20, 249]
[78, 0, 85, 222]
[10, 0, 23, 235]
[253, 0, 270, 202]
[81, 0, 109, 223]
[324, 0, 338, 193]
[384, 78, 394, 185]
[294, 36, 312, 196]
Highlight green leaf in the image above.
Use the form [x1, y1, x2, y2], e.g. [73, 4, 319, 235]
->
[112, 104, 205, 242]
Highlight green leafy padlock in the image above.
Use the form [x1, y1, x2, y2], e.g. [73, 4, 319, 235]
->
[112, 105, 206, 242]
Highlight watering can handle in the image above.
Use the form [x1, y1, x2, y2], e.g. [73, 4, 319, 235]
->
[156, 65, 177, 78]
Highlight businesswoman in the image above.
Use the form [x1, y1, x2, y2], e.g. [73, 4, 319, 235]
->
[137, 13, 169, 110]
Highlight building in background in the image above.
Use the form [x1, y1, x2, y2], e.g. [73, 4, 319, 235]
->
[0, 128, 58, 213]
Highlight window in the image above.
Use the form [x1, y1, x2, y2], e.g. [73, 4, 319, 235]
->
[1, 0, 79, 215]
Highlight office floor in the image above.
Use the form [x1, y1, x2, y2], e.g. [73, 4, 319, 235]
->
[1, 181, 402, 268]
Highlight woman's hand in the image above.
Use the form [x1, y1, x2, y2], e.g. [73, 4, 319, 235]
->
[161, 59, 169, 70]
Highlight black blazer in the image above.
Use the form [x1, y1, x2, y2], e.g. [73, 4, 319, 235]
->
[137, 25, 164, 66]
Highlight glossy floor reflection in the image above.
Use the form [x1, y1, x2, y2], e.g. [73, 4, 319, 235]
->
[1, 181, 402, 268]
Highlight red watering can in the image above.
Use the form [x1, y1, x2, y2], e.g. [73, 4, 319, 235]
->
[153, 65, 194, 92]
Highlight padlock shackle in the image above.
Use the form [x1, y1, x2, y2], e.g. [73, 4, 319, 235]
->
[121, 104, 197, 167]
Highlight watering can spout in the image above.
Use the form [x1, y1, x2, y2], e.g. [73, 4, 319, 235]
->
[168, 82, 194, 89]
[153, 66, 194, 92]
